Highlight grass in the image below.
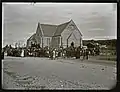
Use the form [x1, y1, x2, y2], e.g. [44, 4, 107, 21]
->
[97, 49, 116, 61]
[97, 55, 116, 61]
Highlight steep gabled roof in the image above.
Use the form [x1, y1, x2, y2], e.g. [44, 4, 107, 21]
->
[53, 21, 71, 36]
[27, 33, 36, 42]
[70, 19, 83, 36]
[40, 24, 58, 37]
[35, 19, 82, 37]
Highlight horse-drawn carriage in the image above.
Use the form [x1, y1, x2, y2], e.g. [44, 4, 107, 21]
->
[7, 48, 22, 57]
[3, 45, 22, 57]
[26, 44, 50, 57]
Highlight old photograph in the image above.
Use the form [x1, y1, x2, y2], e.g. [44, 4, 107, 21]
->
[2, 3, 117, 90]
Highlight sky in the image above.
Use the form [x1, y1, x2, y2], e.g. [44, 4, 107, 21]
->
[2, 3, 117, 47]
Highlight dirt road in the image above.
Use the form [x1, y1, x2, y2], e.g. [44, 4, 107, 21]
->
[2, 56, 117, 90]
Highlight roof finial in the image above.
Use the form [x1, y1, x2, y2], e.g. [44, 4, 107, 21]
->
[71, 19, 73, 21]
[69, 19, 73, 22]
[38, 22, 41, 26]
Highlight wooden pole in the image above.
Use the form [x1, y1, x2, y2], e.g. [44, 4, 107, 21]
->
[47, 38, 48, 46]
[61, 37, 62, 47]
[49, 38, 50, 48]
[67, 39, 68, 48]
[80, 38, 81, 48]
[42, 37, 43, 48]
[81, 37, 83, 48]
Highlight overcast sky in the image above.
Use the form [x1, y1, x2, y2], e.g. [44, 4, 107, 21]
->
[2, 3, 117, 47]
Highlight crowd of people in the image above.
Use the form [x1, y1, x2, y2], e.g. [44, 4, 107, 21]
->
[2, 42, 100, 60]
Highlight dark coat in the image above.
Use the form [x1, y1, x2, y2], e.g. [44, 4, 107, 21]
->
[75, 48, 80, 59]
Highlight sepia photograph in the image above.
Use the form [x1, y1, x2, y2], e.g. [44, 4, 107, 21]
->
[2, 3, 117, 90]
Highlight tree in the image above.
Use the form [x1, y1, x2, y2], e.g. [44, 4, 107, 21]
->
[87, 42, 95, 48]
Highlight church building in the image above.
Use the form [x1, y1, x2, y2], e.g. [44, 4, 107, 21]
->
[27, 19, 83, 49]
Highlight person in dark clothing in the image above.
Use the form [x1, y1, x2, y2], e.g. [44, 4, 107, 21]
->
[49, 49, 53, 60]
[86, 49, 89, 60]
[82, 49, 86, 60]
[24, 49, 27, 57]
[75, 47, 80, 59]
